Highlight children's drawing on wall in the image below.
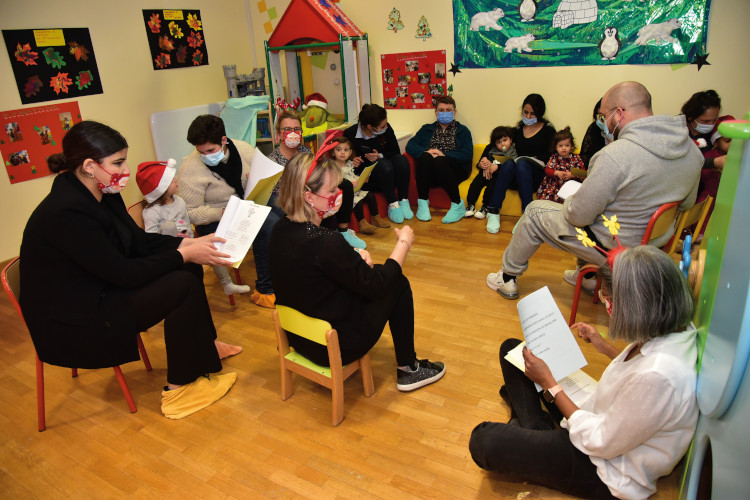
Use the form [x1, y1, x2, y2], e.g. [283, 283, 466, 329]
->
[453, 0, 712, 68]
[381, 50, 447, 110]
[1, 101, 81, 184]
[2, 28, 103, 104]
[142, 9, 209, 70]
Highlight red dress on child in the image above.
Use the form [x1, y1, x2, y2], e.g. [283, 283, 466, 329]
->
[537, 153, 586, 203]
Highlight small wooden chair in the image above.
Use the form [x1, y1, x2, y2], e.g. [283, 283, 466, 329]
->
[273, 305, 375, 426]
[568, 200, 682, 325]
[665, 196, 714, 255]
[2, 257, 151, 431]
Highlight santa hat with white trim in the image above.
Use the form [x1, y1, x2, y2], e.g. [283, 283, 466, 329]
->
[302, 92, 328, 110]
[710, 115, 735, 145]
[136, 159, 177, 203]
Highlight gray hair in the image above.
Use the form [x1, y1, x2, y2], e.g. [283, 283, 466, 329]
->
[606, 245, 694, 343]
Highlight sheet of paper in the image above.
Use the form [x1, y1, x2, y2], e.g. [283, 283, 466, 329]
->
[492, 154, 514, 164]
[570, 167, 587, 179]
[515, 155, 545, 168]
[504, 341, 598, 406]
[354, 163, 377, 193]
[557, 179, 582, 200]
[517, 286, 588, 390]
[214, 195, 271, 267]
[244, 148, 284, 205]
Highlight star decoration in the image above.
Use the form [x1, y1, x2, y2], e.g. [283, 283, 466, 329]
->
[449, 62, 461, 76]
[691, 53, 710, 71]
[319, 0, 331, 8]
[334, 14, 346, 26]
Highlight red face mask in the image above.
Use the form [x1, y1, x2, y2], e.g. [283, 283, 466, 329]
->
[94, 162, 130, 194]
[308, 188, 342, 218]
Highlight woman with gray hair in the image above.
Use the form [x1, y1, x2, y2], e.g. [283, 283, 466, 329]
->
[268, 141, 446, 391]
[470, 245, 698, 499]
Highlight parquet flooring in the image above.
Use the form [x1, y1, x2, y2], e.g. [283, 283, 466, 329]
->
[0, 211, 680, 498]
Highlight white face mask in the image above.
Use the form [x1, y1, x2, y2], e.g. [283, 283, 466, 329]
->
[200, 148, 225, 166]
[693, 120, 715, 135]
[283, 131, 301, 149]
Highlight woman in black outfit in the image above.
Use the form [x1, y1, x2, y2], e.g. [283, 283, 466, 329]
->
[268, 140, 445, 392]
[20, 121, 237, 419]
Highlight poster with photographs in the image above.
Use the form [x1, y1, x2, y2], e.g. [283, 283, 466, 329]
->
[381, 50, 447, 110]
[142, 9, 209, 70]
[1, 101, 81, 184]
[2, 28, 103, 105]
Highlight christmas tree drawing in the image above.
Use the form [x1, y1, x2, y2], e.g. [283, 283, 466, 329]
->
[415, 15, 431, 41]
[387, 8, 404, 33]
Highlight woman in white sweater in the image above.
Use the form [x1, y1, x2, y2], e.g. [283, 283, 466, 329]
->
[470, 245, 698, 500]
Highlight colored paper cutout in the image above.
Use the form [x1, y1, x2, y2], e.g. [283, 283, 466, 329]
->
[148, 13, 162, 33]
[33, 29, 65, 46]
[75, 70, 93, 89]
[257, 1, 267, 14]
[168, 21, 184, 39]
[42, 47, 66, 69]
[268, 7, 277, 20]
[143, 10, 209, 70]
[154, 53, 171, 69]
[387, 8, 404, 33]
[187, 13, 203, 31]
[187, 31, 203, 48]
[176, 46, 188, 63]
[264, 21, 273, 34]
[192, 49, 204, 66]
[50, 72, 72, 94]
[159, 36, 175, 51]
[23, 75, 43, 97]
[68, 41, 90, 61]
[14, 42, 38, 66]
[310, 52, 328, 69]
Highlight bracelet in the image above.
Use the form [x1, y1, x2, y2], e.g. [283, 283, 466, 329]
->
[399, 238, 412, 248]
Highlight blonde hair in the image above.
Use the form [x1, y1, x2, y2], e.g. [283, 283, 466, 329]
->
[278, 152, 343, 223]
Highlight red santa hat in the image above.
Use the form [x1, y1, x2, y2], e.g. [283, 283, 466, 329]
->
[136, 159, 177, 203]
[710, 115, 736, 144]
[303, 92, 328, 110]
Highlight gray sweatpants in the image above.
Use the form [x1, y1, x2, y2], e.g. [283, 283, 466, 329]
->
[501, 200, 608, 277]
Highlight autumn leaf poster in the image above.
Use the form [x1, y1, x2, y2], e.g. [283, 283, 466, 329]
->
[2, 28, 103, 105]
[142, 9, 209, 70]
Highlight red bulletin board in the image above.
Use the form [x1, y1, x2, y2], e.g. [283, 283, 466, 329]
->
[1, 101, 81, 184]
[381, 50, 447, 110]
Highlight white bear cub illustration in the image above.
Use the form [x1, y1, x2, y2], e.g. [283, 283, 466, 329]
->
[470, 8, 505, 31]
[634, 18, 682, 45]
[504, 33, 535, 53]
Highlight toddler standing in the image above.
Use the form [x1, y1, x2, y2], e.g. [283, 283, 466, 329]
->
[536, 127, 586, 203]
[465, 126, 517, 220]
[136, 160, 250, 296]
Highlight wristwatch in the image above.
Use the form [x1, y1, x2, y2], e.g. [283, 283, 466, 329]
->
[543, 384, 563, 404]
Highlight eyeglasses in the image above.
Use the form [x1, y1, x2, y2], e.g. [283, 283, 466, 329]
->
[595, 107, 624, 123]
[281, 127, 303, 133]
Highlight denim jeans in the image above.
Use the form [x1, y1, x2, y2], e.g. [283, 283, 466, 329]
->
[487, 158, 545, 212]
[468, 339, 615, 500]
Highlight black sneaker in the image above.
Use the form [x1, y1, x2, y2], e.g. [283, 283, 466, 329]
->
[397, 359, 446, 391]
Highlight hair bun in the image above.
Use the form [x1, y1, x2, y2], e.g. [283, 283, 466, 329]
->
[46, 152, 67, 173]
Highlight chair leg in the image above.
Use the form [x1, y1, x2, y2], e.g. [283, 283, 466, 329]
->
[234, 268, 243, 285]
[331, 378, 344, 426]
[360, 354, 375, 397]
[228, 294, 235, 306]
[280, 363, 293, 400]
[71, 368, 78, 377]
[136, 333, 152, 372]
[36, 355, 46, 432]
[569, 280, 583, 326]
[112, 366, 137, 413]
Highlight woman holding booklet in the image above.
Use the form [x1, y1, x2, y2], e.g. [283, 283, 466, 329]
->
[469, 246, 698, 500]
[20, 121, 237, 419]
[269, 139, 446, 392]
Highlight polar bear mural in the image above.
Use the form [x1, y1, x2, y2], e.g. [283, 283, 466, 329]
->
[470, 8, 505, 32]
[504, 33, 535, 53]
[634, 18, 682, 45]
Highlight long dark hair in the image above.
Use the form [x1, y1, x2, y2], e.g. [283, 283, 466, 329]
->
[518, 93, 548, 126]
[680, 90, 721, 121]
[47, 121, 128, 173]
[358, 104, 387, 128]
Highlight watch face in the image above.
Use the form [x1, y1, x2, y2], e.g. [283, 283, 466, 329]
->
[543, 390, 554, 404]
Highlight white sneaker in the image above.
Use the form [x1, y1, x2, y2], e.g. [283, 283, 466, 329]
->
[486, 271, 519, 300]
[464, 204, 476, 217]
[563, 269, 596, 295]
[474, 207, 488, 220]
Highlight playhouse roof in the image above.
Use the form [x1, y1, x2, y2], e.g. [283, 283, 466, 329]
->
[267, 0, 364, 48]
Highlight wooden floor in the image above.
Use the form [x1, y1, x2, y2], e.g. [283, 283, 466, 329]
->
[0, 211, 682, 499]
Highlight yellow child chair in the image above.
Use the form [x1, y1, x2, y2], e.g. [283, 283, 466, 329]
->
[273, 305, 375, 426]
[665, 196, 714, 255]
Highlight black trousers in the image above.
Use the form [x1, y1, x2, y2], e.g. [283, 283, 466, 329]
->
[353, 192, 379, 221]
[287, 272, 417, 367]
[113, 263, 222, 385]
[468, 339, 614, 500]
[415, 153, 469, 203]
[364, 154, 411, 204]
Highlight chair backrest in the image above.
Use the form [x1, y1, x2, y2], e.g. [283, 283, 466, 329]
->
[127, 200, 146, 229]
[276, 305, 333, 345]
[666, 196, 714, 254]
[1, 257, 25, 322]
[642, 201, 681, 244]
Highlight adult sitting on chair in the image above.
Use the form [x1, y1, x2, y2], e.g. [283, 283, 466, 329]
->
[269, 140, 446, 392]
[405, 95, 473, 224]
[486, 81, 703, 300]
[178, 114, 279, 308]
[19, 121, 237, 420]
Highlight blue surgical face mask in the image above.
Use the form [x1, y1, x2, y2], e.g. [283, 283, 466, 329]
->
[372, 125, 387, 136]
[596, 109, 619, 143]
[521, 115, 537, 126]
[693, 120, 715, 135]
[437, 111, 454, 125]
[201, 148, 225, 166]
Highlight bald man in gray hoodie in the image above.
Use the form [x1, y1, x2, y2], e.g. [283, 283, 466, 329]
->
[487, 81, 703, 299]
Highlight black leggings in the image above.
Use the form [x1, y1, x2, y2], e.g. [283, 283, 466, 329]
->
[468, 339, 615, 500]
[353, 192, 379, 221]
[415, 153, 469, 203]
[287, 273, 417, 367]
[113, 263, 222, 385]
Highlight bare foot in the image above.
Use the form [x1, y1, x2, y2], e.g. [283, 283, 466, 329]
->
[215, 340, 243, 359]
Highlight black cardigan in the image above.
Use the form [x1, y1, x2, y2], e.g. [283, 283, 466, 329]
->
[19, 171, 184, 368]
[343, 122, 402, 166]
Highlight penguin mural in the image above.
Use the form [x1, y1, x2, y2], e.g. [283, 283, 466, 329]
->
[519, 0, 538, 22]
[598, 26, 621, 60]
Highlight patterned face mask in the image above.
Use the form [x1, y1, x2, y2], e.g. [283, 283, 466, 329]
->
[308, 188, 342, 218]
[94, 162, 130, 194]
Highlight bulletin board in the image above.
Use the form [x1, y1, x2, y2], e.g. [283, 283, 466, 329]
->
[1, 101, 81, 184]
[2, 28, 103, 105]
[381, 50, 447, 110]
[142, 9, 209, 70]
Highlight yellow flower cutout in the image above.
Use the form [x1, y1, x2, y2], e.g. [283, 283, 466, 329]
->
[187, 13, 202, 31]
[169, 21, 184, 39]
[575, 227, 596, 248]
[602, 214, 620, 236]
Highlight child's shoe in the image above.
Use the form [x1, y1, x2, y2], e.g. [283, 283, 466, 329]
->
[396, 359, 446, 391]
[442, 200, 466, 224]
[464, 204, 476, 218]
[358, 219, 377, 234]
[474, 207, 488, 220]
[486, 213, 501, 234]
[341, 229, 366, 249]
[416, 199, 431, 221]
[399, 199, 414, 220]
[388, 202, 404, 224]
[371, 214, 391, 228]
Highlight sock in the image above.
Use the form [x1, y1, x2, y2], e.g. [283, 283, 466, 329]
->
[398, 360, 419, 371]
[338, 227, 347, 233]
[502, 273, 517, 283]
[389, 201, 399, 208]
